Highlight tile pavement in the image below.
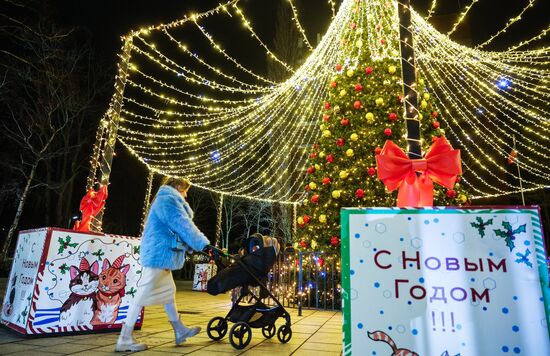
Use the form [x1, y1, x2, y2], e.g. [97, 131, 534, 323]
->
[0, 280, 343, 355]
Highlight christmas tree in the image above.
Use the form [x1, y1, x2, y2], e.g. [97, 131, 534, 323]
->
[296, 4, 469, 251]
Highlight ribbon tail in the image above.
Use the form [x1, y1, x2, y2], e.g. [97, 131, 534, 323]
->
[397, 177, 420, 207]
[417, 174, 434, 207]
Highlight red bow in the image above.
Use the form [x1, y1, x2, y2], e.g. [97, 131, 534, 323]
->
[375, 137, 462, 207]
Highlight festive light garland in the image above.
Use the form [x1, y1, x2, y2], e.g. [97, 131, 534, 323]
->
[92, 0, 549, 206]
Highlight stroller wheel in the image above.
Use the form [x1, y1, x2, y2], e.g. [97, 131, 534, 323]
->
[261, 324, 276, 339]
[277, 324, 292, 344]
[206, 316, 228, 340]
[229, 322, 252, 350]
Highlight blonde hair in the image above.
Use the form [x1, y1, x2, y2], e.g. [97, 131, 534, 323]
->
[161, 176, 191, 192]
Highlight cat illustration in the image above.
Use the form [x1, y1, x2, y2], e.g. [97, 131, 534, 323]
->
[368, 330, 419, 356]
[59, 258, 99, 327]
[91, 255, 129, 325]
[2, 275, 17, 317]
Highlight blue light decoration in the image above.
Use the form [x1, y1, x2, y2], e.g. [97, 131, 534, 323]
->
[210, 150, 221, 164]
[497, 78, 511, 89]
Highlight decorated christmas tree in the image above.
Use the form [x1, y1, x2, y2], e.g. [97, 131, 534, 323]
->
[296, 4, 469, 251]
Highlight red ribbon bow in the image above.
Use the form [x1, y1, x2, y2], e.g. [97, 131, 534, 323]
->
[375, 137, 462, 207]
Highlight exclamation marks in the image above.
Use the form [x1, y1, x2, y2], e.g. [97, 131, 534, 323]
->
[431, 311, 455, 332]
[450, 312, 455, 332]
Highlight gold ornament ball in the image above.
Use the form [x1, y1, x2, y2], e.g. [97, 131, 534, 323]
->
[423, 93, 430, 100]
[332, 190, 341, 199]
[315, 164, 321, 171]
[339, 170, 349, 179]
[459, 194, 468, 204]
[346, 149, 354, 157]
[311, 240, 318, 249]
[350, 133, 359, 141]
[388, 65, 397, 74]
[419, 78, 425, 86]
[418, 113, 424, 120]
[420, 100, 428, 109]
[375, 98, 384, 106]
[323, 130, 332, 138]
[334, 105, 341, 113]
[346, 69, 355, 77]
[320, 123, 325, 130]
[297, 217, 304, 225]
[293, 242, 299, 249]
[366, 112, 375, 123]
[309, 182, 317, 190]
[319, 214, 327, 223]
[319, 151, 326, 158]
[340, 89, 347, 97]
[356, 39, 363, 48]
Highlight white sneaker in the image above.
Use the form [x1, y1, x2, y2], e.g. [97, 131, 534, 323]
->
[115, 337, 148, 352]
[171, 320, 201, 345]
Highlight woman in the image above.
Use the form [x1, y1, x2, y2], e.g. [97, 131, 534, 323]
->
[116, 177, 210, 352]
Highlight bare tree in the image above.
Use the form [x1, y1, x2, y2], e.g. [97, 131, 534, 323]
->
[0, 2, 105, 264]
[238, 200, 273, 239]
[220, 195, 243, 250]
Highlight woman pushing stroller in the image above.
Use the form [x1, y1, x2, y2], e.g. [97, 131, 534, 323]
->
[116, 177, 211, 352]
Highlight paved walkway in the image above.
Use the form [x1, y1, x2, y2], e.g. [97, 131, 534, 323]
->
[0, 281, 343, 355]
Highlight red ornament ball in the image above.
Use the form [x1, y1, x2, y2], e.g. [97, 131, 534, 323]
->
[355, 189, 365, 198]
[374, 146, 382, 155]
[456, 176, 461, 183]
[335, 64, 342, 71]
[303, 215, 310, 224]
[330, 236, 340, 246]
[365, 66, 373, 75]
[446, 189, 457, 199]
[397, 95, 404, 103]
[354, 83, 363, 92]
[300, 240, 308, 248]
[384, 128, 392, 136]
[353, 100, 362, 109]
[431, 111, 439, 119]
[324, 102, 331, 110]
[313, 143, 319, 149]
[307, 166, 315, 174]
[380, 39, 386, 45]
[322, 177, 331, 185]
[341, 118, 350, 126]
[323, 114, 330, 122]
[305, 184, 310, 191]
[318, 258, 325, 267]
[326, 154, 334, 163]
[432, 121, 440, 129]
[336, 138, 346, 147]
[310, 152, 317, 159]
[388, 112, 398, 121]
[311, 194, 320, 204]
[367, 167, 376, 176]
[330, 81, 337, 88]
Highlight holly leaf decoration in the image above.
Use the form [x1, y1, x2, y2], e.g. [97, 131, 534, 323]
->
[92, 249, 105, 261]
[59, 263, 70, 274]
[470, 217, 493, 238]
[494, 221, 527, 251]
[127, 287, 137, 298]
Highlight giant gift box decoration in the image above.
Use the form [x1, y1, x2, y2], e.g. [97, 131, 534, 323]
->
[1, 228, 143, 334]
[192, 263, 217, 292]
[341, 207, 550, 356]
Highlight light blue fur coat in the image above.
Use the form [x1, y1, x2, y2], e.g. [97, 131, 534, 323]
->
[140, 185, 210, 270]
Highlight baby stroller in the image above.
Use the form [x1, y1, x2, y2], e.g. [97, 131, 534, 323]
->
[204, 234, 292, 349]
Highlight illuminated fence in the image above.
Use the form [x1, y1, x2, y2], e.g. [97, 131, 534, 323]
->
[267, 252, 342, 312]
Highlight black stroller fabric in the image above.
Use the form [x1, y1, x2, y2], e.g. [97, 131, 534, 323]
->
[206, 245, 277, 296]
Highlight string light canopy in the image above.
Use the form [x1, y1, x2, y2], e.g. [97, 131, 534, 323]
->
[94, 0, 550, 204]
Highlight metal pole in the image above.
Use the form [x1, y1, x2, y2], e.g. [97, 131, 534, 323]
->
[513, 135, 526, 205]
[140, 170, 154, 234]
[215, 193, 224, 248]
[298, 252, 303, 316]
[397, 0, 421, 159]
[90, 36, 134, 232]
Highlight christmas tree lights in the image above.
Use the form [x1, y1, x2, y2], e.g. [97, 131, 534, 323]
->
[88, 0, 549, 221]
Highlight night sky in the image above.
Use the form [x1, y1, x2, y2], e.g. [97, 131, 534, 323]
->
[5, 0, 550, 239]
